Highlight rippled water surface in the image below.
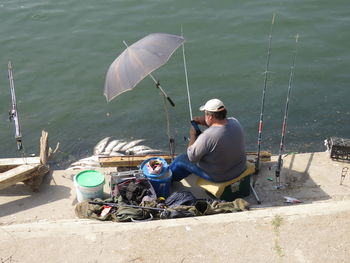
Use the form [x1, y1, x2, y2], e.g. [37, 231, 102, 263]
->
[1, 0, 349, 165]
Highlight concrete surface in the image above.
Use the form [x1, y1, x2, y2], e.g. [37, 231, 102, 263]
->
[1, 152, 350, 262]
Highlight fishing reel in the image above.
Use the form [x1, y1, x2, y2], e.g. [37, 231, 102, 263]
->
[190, 120, 202, 136]
[269, 158, 284, 189]
[184, 121, 202, 142]
[16, 137, 23, 151]
[8, 109, 16, 121]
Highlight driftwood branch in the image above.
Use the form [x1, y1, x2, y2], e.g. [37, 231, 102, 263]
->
[40, 130, 49, 165]
[48, 142, 60, 161]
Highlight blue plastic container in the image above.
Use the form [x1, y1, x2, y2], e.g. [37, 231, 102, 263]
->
[140, 157, 172, 198]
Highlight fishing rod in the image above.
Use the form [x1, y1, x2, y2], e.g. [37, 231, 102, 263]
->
[275, 34, 299, 188]
[255, 14, 276, 175]
[8, 61, 23, 152]
[181, 26, 202, 136]
[88, 201, 166, 212]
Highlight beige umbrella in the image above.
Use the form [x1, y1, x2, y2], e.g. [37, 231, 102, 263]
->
[104, 33, 185, 105]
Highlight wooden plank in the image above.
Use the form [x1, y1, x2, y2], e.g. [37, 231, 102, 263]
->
[99, 155, 173, 167]
[0, 157, 41, 167]
[0, 166, 17, 173]
[246, 151, 272, 162]
[99, 151, 272, 168]
[246, 151, 272, 157]
[0, 164, 40, 190]
[247, 156, 271, 163]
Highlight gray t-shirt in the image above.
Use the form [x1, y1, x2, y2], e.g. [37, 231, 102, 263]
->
[187, 117, 246, 181]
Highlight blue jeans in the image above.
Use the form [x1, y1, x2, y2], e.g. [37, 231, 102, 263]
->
[170, 153, 217, 182]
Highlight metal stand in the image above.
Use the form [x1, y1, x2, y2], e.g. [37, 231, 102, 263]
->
[250, 178, 262, 204]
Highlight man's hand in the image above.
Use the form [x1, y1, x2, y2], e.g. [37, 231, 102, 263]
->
[192, 116, 207, 126]
[188, 126, 198, 147]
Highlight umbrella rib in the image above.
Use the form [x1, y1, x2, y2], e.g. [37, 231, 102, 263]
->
[126, 44, 169, 98]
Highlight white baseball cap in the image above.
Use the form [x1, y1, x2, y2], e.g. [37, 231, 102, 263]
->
[199, 98, 225, 112]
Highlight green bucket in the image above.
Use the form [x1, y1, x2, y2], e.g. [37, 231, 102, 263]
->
[74, 170, 105, 202]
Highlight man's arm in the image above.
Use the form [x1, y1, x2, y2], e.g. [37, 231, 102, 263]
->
[188, 126, 198, 147]
[187, 127, 210, 163]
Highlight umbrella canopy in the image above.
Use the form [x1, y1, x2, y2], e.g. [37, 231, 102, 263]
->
[104, 33, 185, 102]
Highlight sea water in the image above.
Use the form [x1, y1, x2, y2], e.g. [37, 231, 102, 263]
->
[0, 0, 349, 167]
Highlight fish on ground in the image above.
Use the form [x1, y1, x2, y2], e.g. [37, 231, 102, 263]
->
[119, 139, 146, 152]
[69, 160, 100, 168]
[103, 139, 122, 154]
[93, 137, 111, 155]
[70, 156, 99, 166]
[67, 138, 164, 170]
[68, 156, 100, 170]
[125, 145, 152, 154]
[111, 141, 128, 152]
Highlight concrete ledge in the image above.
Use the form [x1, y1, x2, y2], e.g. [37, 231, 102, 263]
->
[1, 152, 350, 262]
[2, 199, 350, 233]
[1, 200, 349, 263]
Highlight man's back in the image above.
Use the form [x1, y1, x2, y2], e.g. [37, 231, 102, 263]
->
[187, 117, 246, 182]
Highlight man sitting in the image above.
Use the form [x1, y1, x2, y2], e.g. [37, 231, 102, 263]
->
[170, 98, 247, 182]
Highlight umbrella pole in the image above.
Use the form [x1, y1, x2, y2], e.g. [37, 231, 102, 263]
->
[153, 78, 175, 107]
[122, 40, 176, 107]
[162, 95, 176, 160]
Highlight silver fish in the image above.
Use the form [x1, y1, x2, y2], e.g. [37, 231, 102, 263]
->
[103, 140, 122, 154]
[111, 141, 128, 152]
[125, 145, 151, 154]
[120, 139, 146, 152]
[84, 156, 99, 161]
[69, 155, 100, 167]
[70, 160, 100, 167]
[97, 152, 110, 157]
[71, 155, 99, 163]
[93, 137, 111, 155]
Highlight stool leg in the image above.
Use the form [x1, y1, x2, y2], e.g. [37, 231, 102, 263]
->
[250, 176, 262, 204]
